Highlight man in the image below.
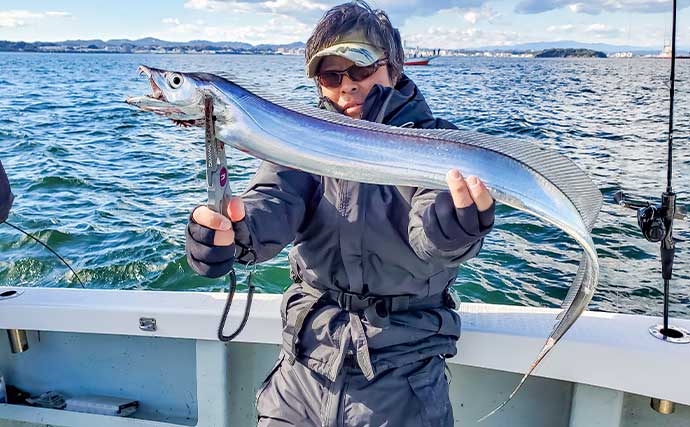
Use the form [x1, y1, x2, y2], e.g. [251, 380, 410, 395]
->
[186, 2, 495, 426]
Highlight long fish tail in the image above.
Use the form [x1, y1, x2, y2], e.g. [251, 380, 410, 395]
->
[477, 337, 557, 423]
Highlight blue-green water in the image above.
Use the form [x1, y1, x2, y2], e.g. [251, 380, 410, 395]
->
[1, 52, 688, 318]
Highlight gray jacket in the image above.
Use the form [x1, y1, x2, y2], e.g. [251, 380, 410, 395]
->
[235, 75, 483, 381]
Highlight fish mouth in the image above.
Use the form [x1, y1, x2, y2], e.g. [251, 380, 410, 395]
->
[125, 65, 181, 115]
[138, 65, 166, 102]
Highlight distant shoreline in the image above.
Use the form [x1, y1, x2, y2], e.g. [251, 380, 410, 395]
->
[2, 43, 675, 59]
[0, 50, 290, 55]
[0, 51, 676, 59]
[0, 37, 644, 58]
[0, 38, 665, 58]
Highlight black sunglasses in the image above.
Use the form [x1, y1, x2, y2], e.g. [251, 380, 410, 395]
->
[317, 59, 388, 89]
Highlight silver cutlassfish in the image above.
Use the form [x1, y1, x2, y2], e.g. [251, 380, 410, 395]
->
[126, 66, 602, 419]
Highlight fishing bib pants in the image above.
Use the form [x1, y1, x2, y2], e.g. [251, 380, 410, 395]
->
[256, 352, 453, 427]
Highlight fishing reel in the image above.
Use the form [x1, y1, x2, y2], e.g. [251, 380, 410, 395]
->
[613, 190, 685, 244]
[614, 189, 690, 345]
[637, 205, 666, 242]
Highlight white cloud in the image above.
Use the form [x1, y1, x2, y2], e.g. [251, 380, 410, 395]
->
[464, 11, 479, 23]
[184, 0, 327, 23]
[162, 18, 181, 25]
[0, 10, 71, 28]
[404, 25, 529, 49]
[585, 22, 625, 35]
[149, 15, 311, 44]
[546, 24, 575, 32]
[45, 11, 72, 17]
[567, 2, 601, 13]
[0, 10, 41, 28]
[517, 0, 681, 14]
[586, 23, 608, 31]
[263, 0, 329, 14]
[431, 6, 499, 25]
[183, 0, 492, 25]
[543, 22, 625, 37]
[184, 0, 215, 10]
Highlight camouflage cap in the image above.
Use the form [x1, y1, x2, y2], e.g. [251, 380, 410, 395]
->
[306, 30, 385, 78]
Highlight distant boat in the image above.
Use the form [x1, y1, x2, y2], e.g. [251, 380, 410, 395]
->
[404, 47, 440, 66]
[653, 43, 690, 59]
[404, 56, 434, 66]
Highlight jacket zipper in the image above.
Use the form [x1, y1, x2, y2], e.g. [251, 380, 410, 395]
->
[338, 179, 348, 214]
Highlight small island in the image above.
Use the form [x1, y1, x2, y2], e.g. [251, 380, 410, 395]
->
[534, 48, 607, 58]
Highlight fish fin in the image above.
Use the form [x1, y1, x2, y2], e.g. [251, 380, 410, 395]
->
[556, 256, 588, 321]
[477, 337, 557, 423]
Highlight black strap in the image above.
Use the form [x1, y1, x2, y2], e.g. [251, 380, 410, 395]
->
[300, 281, 449, 314]
[283, 277, 458, 364]
[218, 247, 257, 342]
[285, 294, 323, 364]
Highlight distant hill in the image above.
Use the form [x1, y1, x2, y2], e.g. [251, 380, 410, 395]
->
[0, 38, 305, 52]
[479, 40, 674, 54]
[54, 38, 255, 49]
[534, 48, 607, 58]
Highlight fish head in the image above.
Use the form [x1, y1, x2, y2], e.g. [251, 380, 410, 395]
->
[126, 65, 206, 122]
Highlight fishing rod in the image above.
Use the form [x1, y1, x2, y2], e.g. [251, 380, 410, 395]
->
[614, 0, 689, 348]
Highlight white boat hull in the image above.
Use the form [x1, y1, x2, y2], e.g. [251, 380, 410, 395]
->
[0, 287, 688, 426]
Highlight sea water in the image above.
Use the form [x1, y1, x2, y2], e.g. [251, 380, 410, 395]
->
[0, 52, 688, 317]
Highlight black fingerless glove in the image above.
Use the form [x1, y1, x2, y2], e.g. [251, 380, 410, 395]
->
[185, 212, 236, 278]
[422, 191, 495, 251]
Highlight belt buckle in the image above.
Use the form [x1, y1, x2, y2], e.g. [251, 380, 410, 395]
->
[338, 291, 375, 312]
[338, 291, 356, 311]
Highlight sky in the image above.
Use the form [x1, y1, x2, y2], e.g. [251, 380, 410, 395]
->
[1, 0, 689, 49]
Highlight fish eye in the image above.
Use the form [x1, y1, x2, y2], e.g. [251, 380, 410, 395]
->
[168, 73, 184, 89]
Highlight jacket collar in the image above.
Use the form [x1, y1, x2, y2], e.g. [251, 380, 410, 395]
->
[318, 74, 438, 128]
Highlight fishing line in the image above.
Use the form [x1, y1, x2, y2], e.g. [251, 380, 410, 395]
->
[615, 15, 635, 314]
[2, 220, 85, 288]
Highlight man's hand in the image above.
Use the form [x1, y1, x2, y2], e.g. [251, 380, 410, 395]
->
[186, 197, 246, 278]
[445, 169, 493, 212]
[422, 169, 495, 251]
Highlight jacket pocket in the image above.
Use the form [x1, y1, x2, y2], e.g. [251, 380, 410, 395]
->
[255, 352, 285, 409]
[407, 357, 452, 427]
[280, 284, 304, 327]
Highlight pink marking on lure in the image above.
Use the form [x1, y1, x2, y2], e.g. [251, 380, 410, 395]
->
[219, 167, 227, 187]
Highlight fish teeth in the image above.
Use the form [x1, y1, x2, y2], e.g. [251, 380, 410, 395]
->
[137, 65, 151, 78]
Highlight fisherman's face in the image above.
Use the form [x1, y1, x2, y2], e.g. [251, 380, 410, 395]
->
[318, 55, 392, 119]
